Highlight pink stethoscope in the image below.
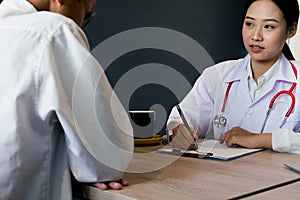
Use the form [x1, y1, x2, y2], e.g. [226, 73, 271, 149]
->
[213, 61, 297, 133]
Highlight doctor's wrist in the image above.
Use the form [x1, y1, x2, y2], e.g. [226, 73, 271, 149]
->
[254, 133, 272, 149]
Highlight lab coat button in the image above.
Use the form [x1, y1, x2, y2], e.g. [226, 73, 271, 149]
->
[247, 108, 253, 114]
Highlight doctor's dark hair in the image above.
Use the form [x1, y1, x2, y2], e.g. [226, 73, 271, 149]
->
[243, 0, 300, 60]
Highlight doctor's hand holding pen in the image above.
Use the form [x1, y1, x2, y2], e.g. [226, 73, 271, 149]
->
[171, 124, 200, 150]
[220, 126, 272, 149]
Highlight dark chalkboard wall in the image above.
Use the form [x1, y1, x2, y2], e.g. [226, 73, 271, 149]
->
[85, 0, 248, 61]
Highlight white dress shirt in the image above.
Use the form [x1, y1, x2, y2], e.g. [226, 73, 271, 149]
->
[247, 57, 279, 102]
[0, 0, 133, 199]
[167, 54, 300, 154]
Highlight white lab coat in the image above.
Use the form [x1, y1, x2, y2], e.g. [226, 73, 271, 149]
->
[168, 54, 300, 154]
[0, 0, 133, 200]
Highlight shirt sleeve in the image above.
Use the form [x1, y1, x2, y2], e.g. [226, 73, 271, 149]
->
[272, 129, 300, 154]
[37, 22, 133, 182]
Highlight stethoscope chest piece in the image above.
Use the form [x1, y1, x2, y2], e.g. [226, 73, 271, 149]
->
[214, 113, 227, 127]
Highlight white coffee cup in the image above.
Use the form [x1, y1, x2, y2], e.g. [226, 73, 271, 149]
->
[128, 110, 155, 138]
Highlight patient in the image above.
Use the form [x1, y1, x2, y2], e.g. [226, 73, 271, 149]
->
[0, 0, 133, 199]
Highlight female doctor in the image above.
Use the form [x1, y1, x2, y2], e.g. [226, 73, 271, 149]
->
[167, 0, 300, 154]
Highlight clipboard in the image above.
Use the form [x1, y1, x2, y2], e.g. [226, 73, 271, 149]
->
[157, 140, 264, 161]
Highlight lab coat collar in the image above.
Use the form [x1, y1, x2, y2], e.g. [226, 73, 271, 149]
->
[223, 54, 298, 84]
[223, 54, 250, 83]
[277, 55, 298, 83]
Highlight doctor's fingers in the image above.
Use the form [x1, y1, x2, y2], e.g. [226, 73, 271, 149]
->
[220, 127, 241, 146]
[219, 130, 230, 144]
[172, 125, 196, 150]
[179, 124, 199, 140]
[172, 124, 196, 140]
[172, 132, 193, 150]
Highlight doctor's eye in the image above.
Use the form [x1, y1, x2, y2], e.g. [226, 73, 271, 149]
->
[244, 21, 254, 28]
[264, 24, 275, 30]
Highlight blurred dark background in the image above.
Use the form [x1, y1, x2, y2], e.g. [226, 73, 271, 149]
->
[85, 0, 247, 62]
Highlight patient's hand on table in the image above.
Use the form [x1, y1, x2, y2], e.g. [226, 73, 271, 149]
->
[172, 124, 199, 150]
[94, 178, 129, 190]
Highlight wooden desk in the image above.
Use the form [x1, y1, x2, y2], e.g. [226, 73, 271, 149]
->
[84, 146, 300, 200]
[244, 181, 300, 200]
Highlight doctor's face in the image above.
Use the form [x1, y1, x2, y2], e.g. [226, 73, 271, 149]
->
[242, 0, 292, 64]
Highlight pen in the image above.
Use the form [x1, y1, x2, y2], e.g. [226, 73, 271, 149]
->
[176, 104, 198, 149]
